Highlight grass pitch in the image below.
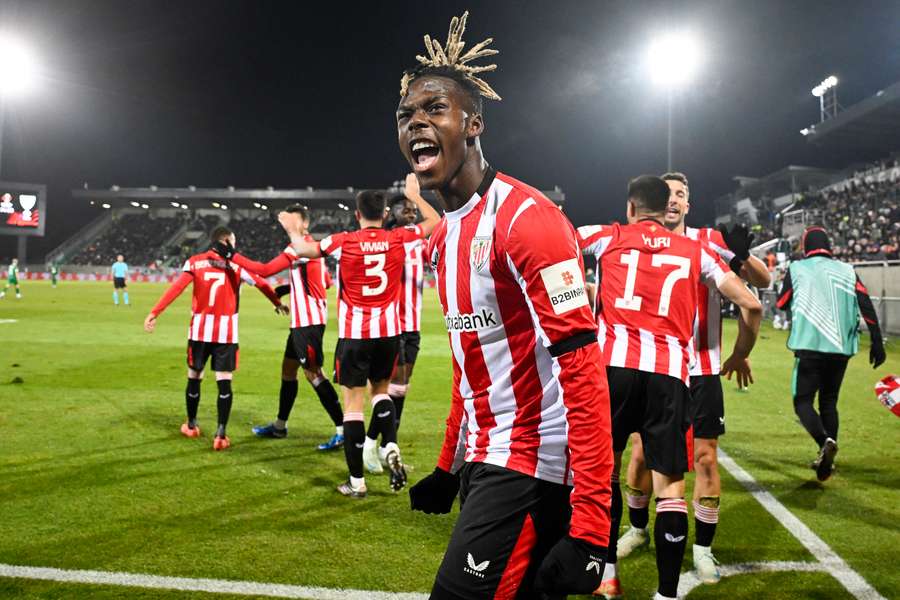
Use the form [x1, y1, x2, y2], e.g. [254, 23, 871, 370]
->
[0, 281, 898, 599]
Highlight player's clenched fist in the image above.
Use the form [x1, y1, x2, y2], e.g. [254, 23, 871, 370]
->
[534, 535, 607, 595]
[143, 313, 157, 333]
[409, 467, 459, 514]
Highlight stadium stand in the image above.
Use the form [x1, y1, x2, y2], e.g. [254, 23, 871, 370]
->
[69, 212, 185, 266]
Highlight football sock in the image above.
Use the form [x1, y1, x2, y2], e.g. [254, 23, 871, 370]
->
[655, 498, 688, 598]
[608, 472, 622, 563]
[625, 483, 651, 530]
[819, 393, 839, 442]
[603, 561, 617, 580]
[793, 395, 828, 447]
[185, 378, 201, 426]
[343, 413, 365, 479]
[694, 496, 720, 548]
[369, 394, 397, 447]
[312, 378, 343, 426]
[216, 379, 233, 436]
[277, 379, 299, 423]
[113, 291, 119, 305]
[388, 382, 408, 430]
[123, 291, 130, 305]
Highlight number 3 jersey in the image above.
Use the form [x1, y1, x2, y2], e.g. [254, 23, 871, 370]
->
[149, 250, 280, 344]
[319, 225, 425, 340]
[578, 220, 730, 383]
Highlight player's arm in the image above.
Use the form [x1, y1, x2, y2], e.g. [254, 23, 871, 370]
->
[217, 249, 293, 278]
[144, 272, 192, 332]
[406, 172, 441, 237]
[855, 275, 886, 368]
[409, 369, 466, 515]
[507, 205, 612, 545]
[717, 224, 771, 288]
[710, 250, 763, 386]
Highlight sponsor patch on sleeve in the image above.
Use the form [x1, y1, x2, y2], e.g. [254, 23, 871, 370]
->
[539, 258, 589, 315]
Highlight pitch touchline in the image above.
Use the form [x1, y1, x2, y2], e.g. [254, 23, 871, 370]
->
[717, 448, 887, 600]
[0, 452, 886, 599]
[0, 564, 429, 600]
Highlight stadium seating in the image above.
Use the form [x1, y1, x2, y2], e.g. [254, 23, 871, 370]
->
[69, 213, 185, 266]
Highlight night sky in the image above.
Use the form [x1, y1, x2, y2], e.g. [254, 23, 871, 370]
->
[1, 0, 898, 259]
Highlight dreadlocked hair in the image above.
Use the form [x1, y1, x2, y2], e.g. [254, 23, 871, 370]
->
[400, 11, 500, 103]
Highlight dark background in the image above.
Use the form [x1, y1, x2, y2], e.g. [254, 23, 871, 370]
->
[1, 0, 898, 260]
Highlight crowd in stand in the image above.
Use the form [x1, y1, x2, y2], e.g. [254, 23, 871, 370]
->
[799, 160, 900, 262]
[69, 213, 185, 266]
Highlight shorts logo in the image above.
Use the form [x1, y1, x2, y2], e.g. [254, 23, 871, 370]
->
[539, 258, 589, 315]
[470, 236, 492, 272]
[586, 558, 602, 574]
[665, 533, 686, 543]
[464, 552, 489, 578]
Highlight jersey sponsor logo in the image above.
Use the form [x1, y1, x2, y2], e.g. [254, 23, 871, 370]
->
[470, 236, 492, 272]
[360, 241, 389, 252]
[642, 234, 671, 249]
[444, 307, 498, 332]
[464, 552, 489, 578]
[540, 258, 589, 315]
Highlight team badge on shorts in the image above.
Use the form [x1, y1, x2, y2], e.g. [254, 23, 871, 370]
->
[470, 236, 492, 272]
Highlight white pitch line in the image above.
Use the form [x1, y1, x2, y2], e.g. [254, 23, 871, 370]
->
[0, 564, 429, 600]
[0, 318, 18, 324]
[717, 448, 887, 600]
[679, 561, 826, 596]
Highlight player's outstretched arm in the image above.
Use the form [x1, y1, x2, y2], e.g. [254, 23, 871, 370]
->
[717, 272, 763, 384]
[278, 212, 322, 258]
[144, 272, 192, 332]
[405, 173, 441, 237]
[214, 243, 293, 278]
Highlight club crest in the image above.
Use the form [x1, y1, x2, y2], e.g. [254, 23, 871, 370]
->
[470, 236, 492, 272]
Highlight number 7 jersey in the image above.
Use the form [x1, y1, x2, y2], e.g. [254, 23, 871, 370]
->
[578, 220, 730, 383]
[319, 225, 426, 339]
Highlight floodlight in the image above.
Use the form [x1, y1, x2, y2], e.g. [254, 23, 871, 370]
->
[800, 128, 810, 136]
[811, 75, 838, 98]
[141, 203, 149, 209]
[212, 202, 220, 208]
[130, 201, 140, 207]
[101, 203, 111, 209]
[220, 204, 228, 210]
[647, 33, 701, 86]
[0, 36, 38, 97]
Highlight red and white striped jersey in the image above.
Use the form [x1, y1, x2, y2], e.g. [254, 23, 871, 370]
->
[320, 225, 424, 339]
[429, 170, 612, 547]
[284, 242, 329, 329]
[685, 226, 735, 376]
[578, 221, 730, 384]
[149, 250, 280, 344]
[398, 236, 424, 333]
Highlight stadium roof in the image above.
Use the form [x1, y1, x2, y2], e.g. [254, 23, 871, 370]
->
[803, 79, 900, 154]
[71, 185, 566, 209]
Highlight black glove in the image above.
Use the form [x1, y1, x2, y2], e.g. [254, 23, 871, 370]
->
[409, 467, 459, 514]
[212, 240, 235, 260]
[274, 284, 291, 298]
[719, 224, 754, 261]
[534, 535, 607, 596]
[870, 338, 886, 369]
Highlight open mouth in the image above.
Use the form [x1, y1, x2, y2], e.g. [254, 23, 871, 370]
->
[410, 139, 441, 172]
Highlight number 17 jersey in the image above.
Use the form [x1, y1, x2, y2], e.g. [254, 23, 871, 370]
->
[578, 220, 729, 383]
[319, 225, 425, 339]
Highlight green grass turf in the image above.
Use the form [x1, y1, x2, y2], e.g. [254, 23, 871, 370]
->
[0, 281, 898, 599]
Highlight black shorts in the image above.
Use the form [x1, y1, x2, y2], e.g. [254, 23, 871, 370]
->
[607, 366, 691, 477]
[333, 336, 399, 388]
[113, 277, 127, 289]
[187, 341, 239, 372]
[431, 462, 572, 600]
[689, 374, 725, 439]
[397, 331, 421, 366]
[283, 325, 325, 369]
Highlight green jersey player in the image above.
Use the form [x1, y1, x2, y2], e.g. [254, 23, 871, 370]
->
[1, 258, 21, 299]
[48, 263, 59, 288]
